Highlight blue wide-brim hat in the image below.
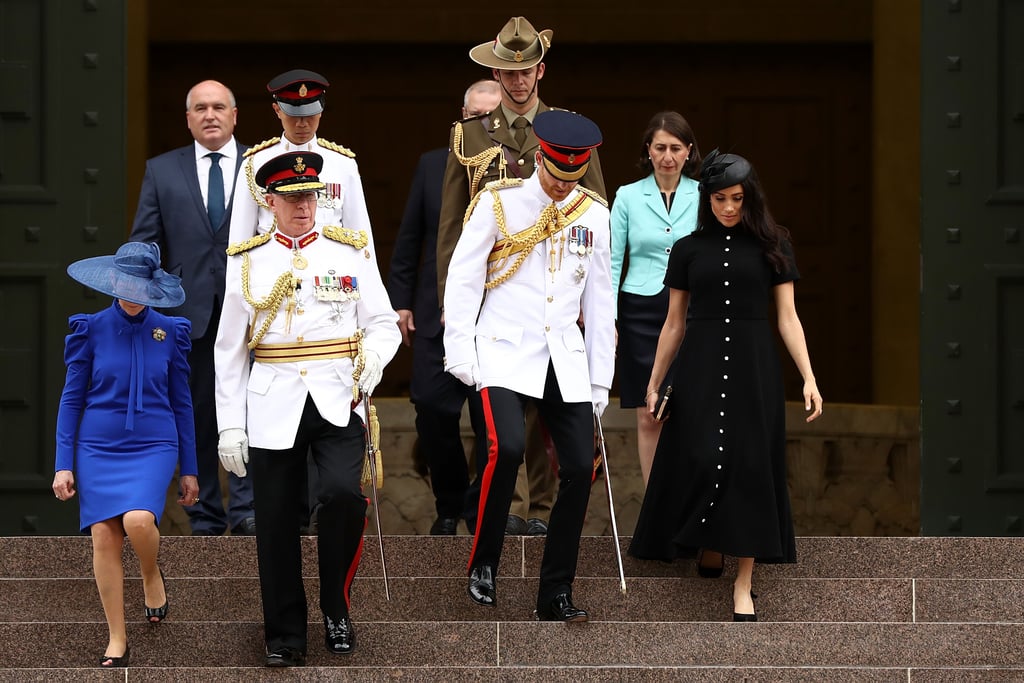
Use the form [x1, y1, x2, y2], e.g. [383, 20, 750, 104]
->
[67, 242, 185, 308]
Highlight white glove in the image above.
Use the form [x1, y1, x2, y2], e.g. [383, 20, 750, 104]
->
[447, 362, 479, 387]
[591, 385, 609, 417]
[217, 428, 249, 477]
[358, 350, 383, 396]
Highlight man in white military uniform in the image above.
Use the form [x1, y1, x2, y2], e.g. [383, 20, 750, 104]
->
[215, 152, 400, 666]
[227, 69, 375, 250]
[443, 110, 614, 622]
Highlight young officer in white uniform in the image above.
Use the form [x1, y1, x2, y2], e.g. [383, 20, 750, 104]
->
[443, 109, 614, 622]
[227, 69, 375, 251]
[214, 152, 400, 666]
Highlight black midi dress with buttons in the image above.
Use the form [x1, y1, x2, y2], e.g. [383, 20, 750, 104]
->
[628, 221, 798, 564]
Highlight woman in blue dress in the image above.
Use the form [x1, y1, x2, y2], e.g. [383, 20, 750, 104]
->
[629, 152, 823, 622]
[52, 242, 199, 667]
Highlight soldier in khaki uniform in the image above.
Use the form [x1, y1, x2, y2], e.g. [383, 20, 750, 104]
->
[438, 16, 607, 537]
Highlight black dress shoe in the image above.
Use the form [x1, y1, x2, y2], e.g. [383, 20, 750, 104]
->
[537, 593, 588, 622]
[526, 518, 548, 536]
[98, 645, 130, 668]
[265, 647, 306, 667]
[324, 615, 356, 654]
[468, 564, 496, 606]
[430, 516, 459, 535]
[232, 517, 257, 536]
[505, 514, 528, 535]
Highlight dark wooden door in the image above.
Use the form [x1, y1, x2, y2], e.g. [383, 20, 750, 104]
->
[920, 0, 1024, 534]
[0, 0, 128, 534]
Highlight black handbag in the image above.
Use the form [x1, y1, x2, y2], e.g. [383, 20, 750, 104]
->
[653, 355, 680, 422]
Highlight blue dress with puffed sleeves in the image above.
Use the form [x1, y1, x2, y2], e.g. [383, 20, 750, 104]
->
[55, 300, 198, 532]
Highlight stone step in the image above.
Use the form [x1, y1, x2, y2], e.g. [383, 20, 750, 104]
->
[3, 535, 1024, 674]
[5, 536, 1024, 580]
[7, 667, 1024, 682]
[5, 575, 1023, 625]
[2, 621, 1024, 670]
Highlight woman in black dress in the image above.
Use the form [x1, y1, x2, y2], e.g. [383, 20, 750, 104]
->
[628, 151, 823, 621]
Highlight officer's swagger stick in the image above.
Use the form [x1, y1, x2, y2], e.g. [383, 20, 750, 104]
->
[364, 392, 390, 601]
[594, 410, 627, 595]
[353, 329, 390, 601]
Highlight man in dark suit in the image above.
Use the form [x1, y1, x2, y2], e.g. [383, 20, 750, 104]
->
[388, 80, 501, 535]
[129, 79, 255, 536]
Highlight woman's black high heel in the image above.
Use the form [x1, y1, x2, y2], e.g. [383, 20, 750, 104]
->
[733, 590, 757, 622]
[144, 569, 168, 623]
[99, 645, 130, 667]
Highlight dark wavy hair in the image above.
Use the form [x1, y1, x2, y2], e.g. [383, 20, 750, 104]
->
[695, 164, 793, 273]
[637, 111, 701, 179]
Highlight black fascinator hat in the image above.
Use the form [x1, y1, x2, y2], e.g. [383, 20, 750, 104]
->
[699, 149, 752, 193]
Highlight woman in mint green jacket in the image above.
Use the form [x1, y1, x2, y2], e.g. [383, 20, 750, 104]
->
[611, 111, 701, 485]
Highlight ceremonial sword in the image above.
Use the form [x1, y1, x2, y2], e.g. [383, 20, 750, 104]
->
[594, 409, 627, 595]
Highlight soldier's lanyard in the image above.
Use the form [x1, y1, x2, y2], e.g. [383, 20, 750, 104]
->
[480, 116, 525, 180]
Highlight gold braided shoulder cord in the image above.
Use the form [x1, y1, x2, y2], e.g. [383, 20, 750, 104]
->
[452, 121, 504, 197]
[241, 253, 299, 349]
[226, 231, 273, 257]
[323, 225, 369, 250]
[484, 198, 564, 290]
[244, 156, 271, 210]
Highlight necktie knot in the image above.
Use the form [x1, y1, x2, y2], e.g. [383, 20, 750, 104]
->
[512, 116, 529, 147]
[206, 152, 225, 230]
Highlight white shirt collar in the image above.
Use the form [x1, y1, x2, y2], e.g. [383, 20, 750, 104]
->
[194, 136, 236, 162]
[281, 134, 318, 152]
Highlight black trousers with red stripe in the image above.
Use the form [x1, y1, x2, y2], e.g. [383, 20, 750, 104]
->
[250, 393, 367, 653]
[469, 362, 594, 608]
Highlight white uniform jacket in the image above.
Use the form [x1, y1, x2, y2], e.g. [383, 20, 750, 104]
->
[227, 134, 375, 250]
[442, 173, 615, 402]
[215, 229, 400, 450]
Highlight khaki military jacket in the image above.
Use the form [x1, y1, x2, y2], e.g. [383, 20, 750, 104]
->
[435, 99, 606, 303]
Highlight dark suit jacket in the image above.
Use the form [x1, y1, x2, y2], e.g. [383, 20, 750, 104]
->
[129, 140, 247, 339]
[387, 147, 447, 339]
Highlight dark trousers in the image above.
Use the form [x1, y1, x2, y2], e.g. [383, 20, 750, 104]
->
[410, 333, 484, 520]
[184, 305, 254, 534]
[250, 394, 367, 653]
[468, 362, 594, 607]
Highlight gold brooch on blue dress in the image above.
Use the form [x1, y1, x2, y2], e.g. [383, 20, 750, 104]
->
[152, 327, 166, 341]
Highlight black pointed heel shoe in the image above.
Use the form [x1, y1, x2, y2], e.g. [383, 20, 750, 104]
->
[99, 645, 130, 667]
[733, 590, 757, 621]
[144, 569, 168, 623]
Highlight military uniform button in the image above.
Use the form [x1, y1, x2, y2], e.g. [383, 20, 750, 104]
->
[297, 336, 304, 342]
[518, 158, 525, 166]
[545, 325, 550, 331]
[547, 296, 553, 302]
[300, 369, 308, 376]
